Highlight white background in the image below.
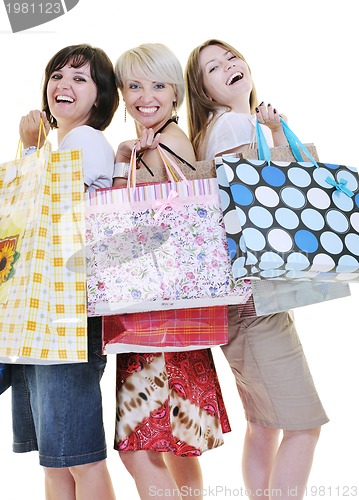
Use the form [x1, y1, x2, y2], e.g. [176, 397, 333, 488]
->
[1, 0, 358, 498]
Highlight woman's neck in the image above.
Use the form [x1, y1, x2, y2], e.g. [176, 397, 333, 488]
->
[229, 101, 251, 114]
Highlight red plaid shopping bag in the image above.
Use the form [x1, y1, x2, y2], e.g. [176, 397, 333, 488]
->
[102, 306, 228, 353]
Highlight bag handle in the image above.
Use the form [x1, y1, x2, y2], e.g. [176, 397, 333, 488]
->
[157, 143, 196, 171]
[136, 142, 196, 177]
[255, 118, 319, 168]
[16, 118, 48, 159]
[127, 144, 190, 190]
[5, 119, 48, 185]
[256, 119, 354, 198]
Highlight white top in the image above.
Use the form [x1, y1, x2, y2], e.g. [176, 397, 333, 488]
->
[59, 125, 115, 192]
[203, 111, 274, 160]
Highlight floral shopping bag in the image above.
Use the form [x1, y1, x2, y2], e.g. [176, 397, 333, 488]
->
[86, 146, 251, 316]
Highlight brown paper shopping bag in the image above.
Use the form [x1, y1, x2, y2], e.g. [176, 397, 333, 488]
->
[0, 141, 87, 364]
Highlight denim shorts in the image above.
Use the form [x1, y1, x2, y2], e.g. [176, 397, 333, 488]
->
[11, 317, 107, 468]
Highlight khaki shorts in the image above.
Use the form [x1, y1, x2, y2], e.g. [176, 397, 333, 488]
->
[221, 307, 329, 430]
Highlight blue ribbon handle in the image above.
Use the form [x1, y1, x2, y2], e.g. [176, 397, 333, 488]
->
[255, 119, 271, 165]
[325, 177, 354, 198]
[256, 117, 320, 168]
[280, 118, 319, 168]
[256, 117, 353, 198]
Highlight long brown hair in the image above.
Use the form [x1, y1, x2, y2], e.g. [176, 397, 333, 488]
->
[185, 39, 258, 158]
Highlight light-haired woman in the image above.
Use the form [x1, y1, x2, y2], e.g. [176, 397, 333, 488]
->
[112, 43, 231, 500]
[185, 39, 328, 500]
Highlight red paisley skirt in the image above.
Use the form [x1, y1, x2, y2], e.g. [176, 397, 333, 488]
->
[114, 349, 231, 456]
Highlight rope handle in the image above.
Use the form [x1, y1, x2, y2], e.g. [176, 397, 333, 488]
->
[16, 118, 48, 159]
[127, 144, 190, 189]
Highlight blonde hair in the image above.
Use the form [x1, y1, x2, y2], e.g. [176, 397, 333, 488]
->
[115, 43, 184, 106]
[185, 39, 258, 158]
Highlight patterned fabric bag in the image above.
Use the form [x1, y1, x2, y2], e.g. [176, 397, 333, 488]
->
[0, 142, 87, 364]
[102, 306, 228, 353]
[86, 146, 251, 316]
[217, 119, 359, 283]
[215, 122, 350, 315]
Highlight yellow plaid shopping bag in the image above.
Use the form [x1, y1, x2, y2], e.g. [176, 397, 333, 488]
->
[0, 142, 87, 363]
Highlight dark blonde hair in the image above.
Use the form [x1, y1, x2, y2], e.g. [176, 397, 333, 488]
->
[42, 44, 119, 131]
[185, 39, 258, 158]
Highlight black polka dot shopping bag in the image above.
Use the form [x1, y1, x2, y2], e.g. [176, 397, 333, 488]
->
[217, 119, 359, 283]
[215, 119, 353, 315]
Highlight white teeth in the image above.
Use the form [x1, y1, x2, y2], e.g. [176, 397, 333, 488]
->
[56, 95, 74, 103]
[138, 107, 158, 114]
[226, 72, 244, 85]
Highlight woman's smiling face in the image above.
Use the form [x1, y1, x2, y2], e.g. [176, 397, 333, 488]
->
[199, 44, 252, 111]
[47, 59, 98, 129]
[121, 77, 176, 131]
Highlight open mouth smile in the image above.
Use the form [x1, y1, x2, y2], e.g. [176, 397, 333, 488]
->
[55, 95, 74, 103]
[137, 106, 159, 114]
[226, 72, 244, 85]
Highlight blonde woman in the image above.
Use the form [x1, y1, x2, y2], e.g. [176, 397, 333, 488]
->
[112, 43, 231, 500]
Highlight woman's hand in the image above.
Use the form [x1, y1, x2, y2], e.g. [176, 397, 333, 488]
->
[136, 127, 161, 152]
[19, 110, 50, 149]
[114, 128, 162, 187]
[115, 128, 161, 163]
[255, 102, 288, 147]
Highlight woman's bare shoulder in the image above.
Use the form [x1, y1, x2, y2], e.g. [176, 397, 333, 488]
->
[159, 125, 196, 162]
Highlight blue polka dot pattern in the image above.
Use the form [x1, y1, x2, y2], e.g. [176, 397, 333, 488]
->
[226, 237, 238, 260]
[216, 156, 359, 281]
[261, 166, 286, 187]
[294, 230, 319, 253]
[231, 184, 254, 206]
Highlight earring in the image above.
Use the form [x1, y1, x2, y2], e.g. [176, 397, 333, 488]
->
[173, 102, 178, 123]
[124, 105, 127, 123]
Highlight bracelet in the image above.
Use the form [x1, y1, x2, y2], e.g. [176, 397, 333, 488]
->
[113, 162, 130, 179]
[23, 146, 38, 157]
